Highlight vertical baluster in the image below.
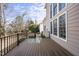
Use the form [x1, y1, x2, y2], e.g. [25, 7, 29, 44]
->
[9, 36, 10, 50]
[15, 35, 17, 45]
[8, 38, 10, 50]
[10, 36, 11, 49]
[17, 33, 19, 45]
[9, 36, 11, 49]
[7, 36, 8, 53]
[15, 35, 16, 46]
[12, 35, 14, 47]
[4, 37, 5, 55]
[11, 35, 13, 49]
[11, 36, 12, 49]
[13, 36, 15, 47]
[1, 38, 2, 56]
[13, 35, 15, 47]
[12, 35, 13, 48]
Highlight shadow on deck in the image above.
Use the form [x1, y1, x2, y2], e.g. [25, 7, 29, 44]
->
[5, 36, 73, 56]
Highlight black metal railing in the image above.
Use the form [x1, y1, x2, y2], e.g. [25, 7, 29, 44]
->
[0, 32, 27, 56]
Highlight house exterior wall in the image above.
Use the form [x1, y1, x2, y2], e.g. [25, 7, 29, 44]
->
[15, 16, 23, 32]
[43, 18, 49, 37]
[39, 23, 43, 33]
[43, 4, 51, 37]
[67, 3, 79, 55]
[43, 3, 79, 55]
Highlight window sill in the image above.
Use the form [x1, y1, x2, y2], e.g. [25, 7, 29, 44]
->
[51, 34, 67, 42]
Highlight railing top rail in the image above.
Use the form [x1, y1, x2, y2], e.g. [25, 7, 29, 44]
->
[0, 32, 24, 39]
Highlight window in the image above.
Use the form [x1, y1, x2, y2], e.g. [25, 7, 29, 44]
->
[53, 3, 57, 16]
[50, 4, 52, 18]
[59, 3, 65, 11]
[50, 22, 52, 34]
[59, 14, 66, 39]
[53, 19, 57, 35]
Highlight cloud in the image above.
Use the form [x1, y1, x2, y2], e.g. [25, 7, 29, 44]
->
[28, 4, 46, 23]
[5, 3, 46, 24]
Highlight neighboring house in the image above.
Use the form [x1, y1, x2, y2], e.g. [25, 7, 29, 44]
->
[43, 3, 79, 55]
[43, 4, 51, 37]
[39, 22, 43, 34]
[15, 16, 24, 32]
[43, 17, 49, 37]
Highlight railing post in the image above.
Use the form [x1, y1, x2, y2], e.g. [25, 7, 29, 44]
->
[4, 37, 5, 55]
[7, 37, 8, 53]
[17, 33, 19, 46]
[1, 38, 2, 56]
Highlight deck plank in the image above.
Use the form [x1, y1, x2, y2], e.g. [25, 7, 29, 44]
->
[5, 37, 73, 56]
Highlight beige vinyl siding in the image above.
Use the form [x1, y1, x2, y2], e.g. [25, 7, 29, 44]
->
[67, 3, 79, 55]
[50, 3, 79, 55]
[44, 3, 79, 55]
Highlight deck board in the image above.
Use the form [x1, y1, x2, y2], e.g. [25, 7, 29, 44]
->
[5, 37, 73, 56]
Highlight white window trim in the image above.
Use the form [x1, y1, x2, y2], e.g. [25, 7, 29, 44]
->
[53, 18, 58, 36]
[51, 20, 53, 36]
[50, 4, 52, 19]
[52, 3, 67, 19]
[52, 11, 67, 42]
[57, 4, 59, 14]
[58, 11, 67, 42]
[52, 4, 53, 18]
[50, 21, 52, 34]
[58, 3, 67, 14]
[57, 16, 59, 37]
[51, 3, 68, 42]
[52, 3, 58, 17]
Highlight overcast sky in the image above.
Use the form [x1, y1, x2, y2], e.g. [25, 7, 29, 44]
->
[5, 3, 46, 24]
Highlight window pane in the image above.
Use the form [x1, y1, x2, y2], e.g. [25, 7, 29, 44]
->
[59, 14, 66, 39]
[50, 22, 52, 34]
[53, 3, 57, 16]
[53, 19, 57, 35]
[50, 4, 52, 18]
[59, 3, 65, 11]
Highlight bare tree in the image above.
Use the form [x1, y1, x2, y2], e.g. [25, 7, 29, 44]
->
[0, 3, 7, 37]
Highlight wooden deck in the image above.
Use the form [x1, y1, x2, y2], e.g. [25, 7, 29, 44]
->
[5, 36, 73, 56]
